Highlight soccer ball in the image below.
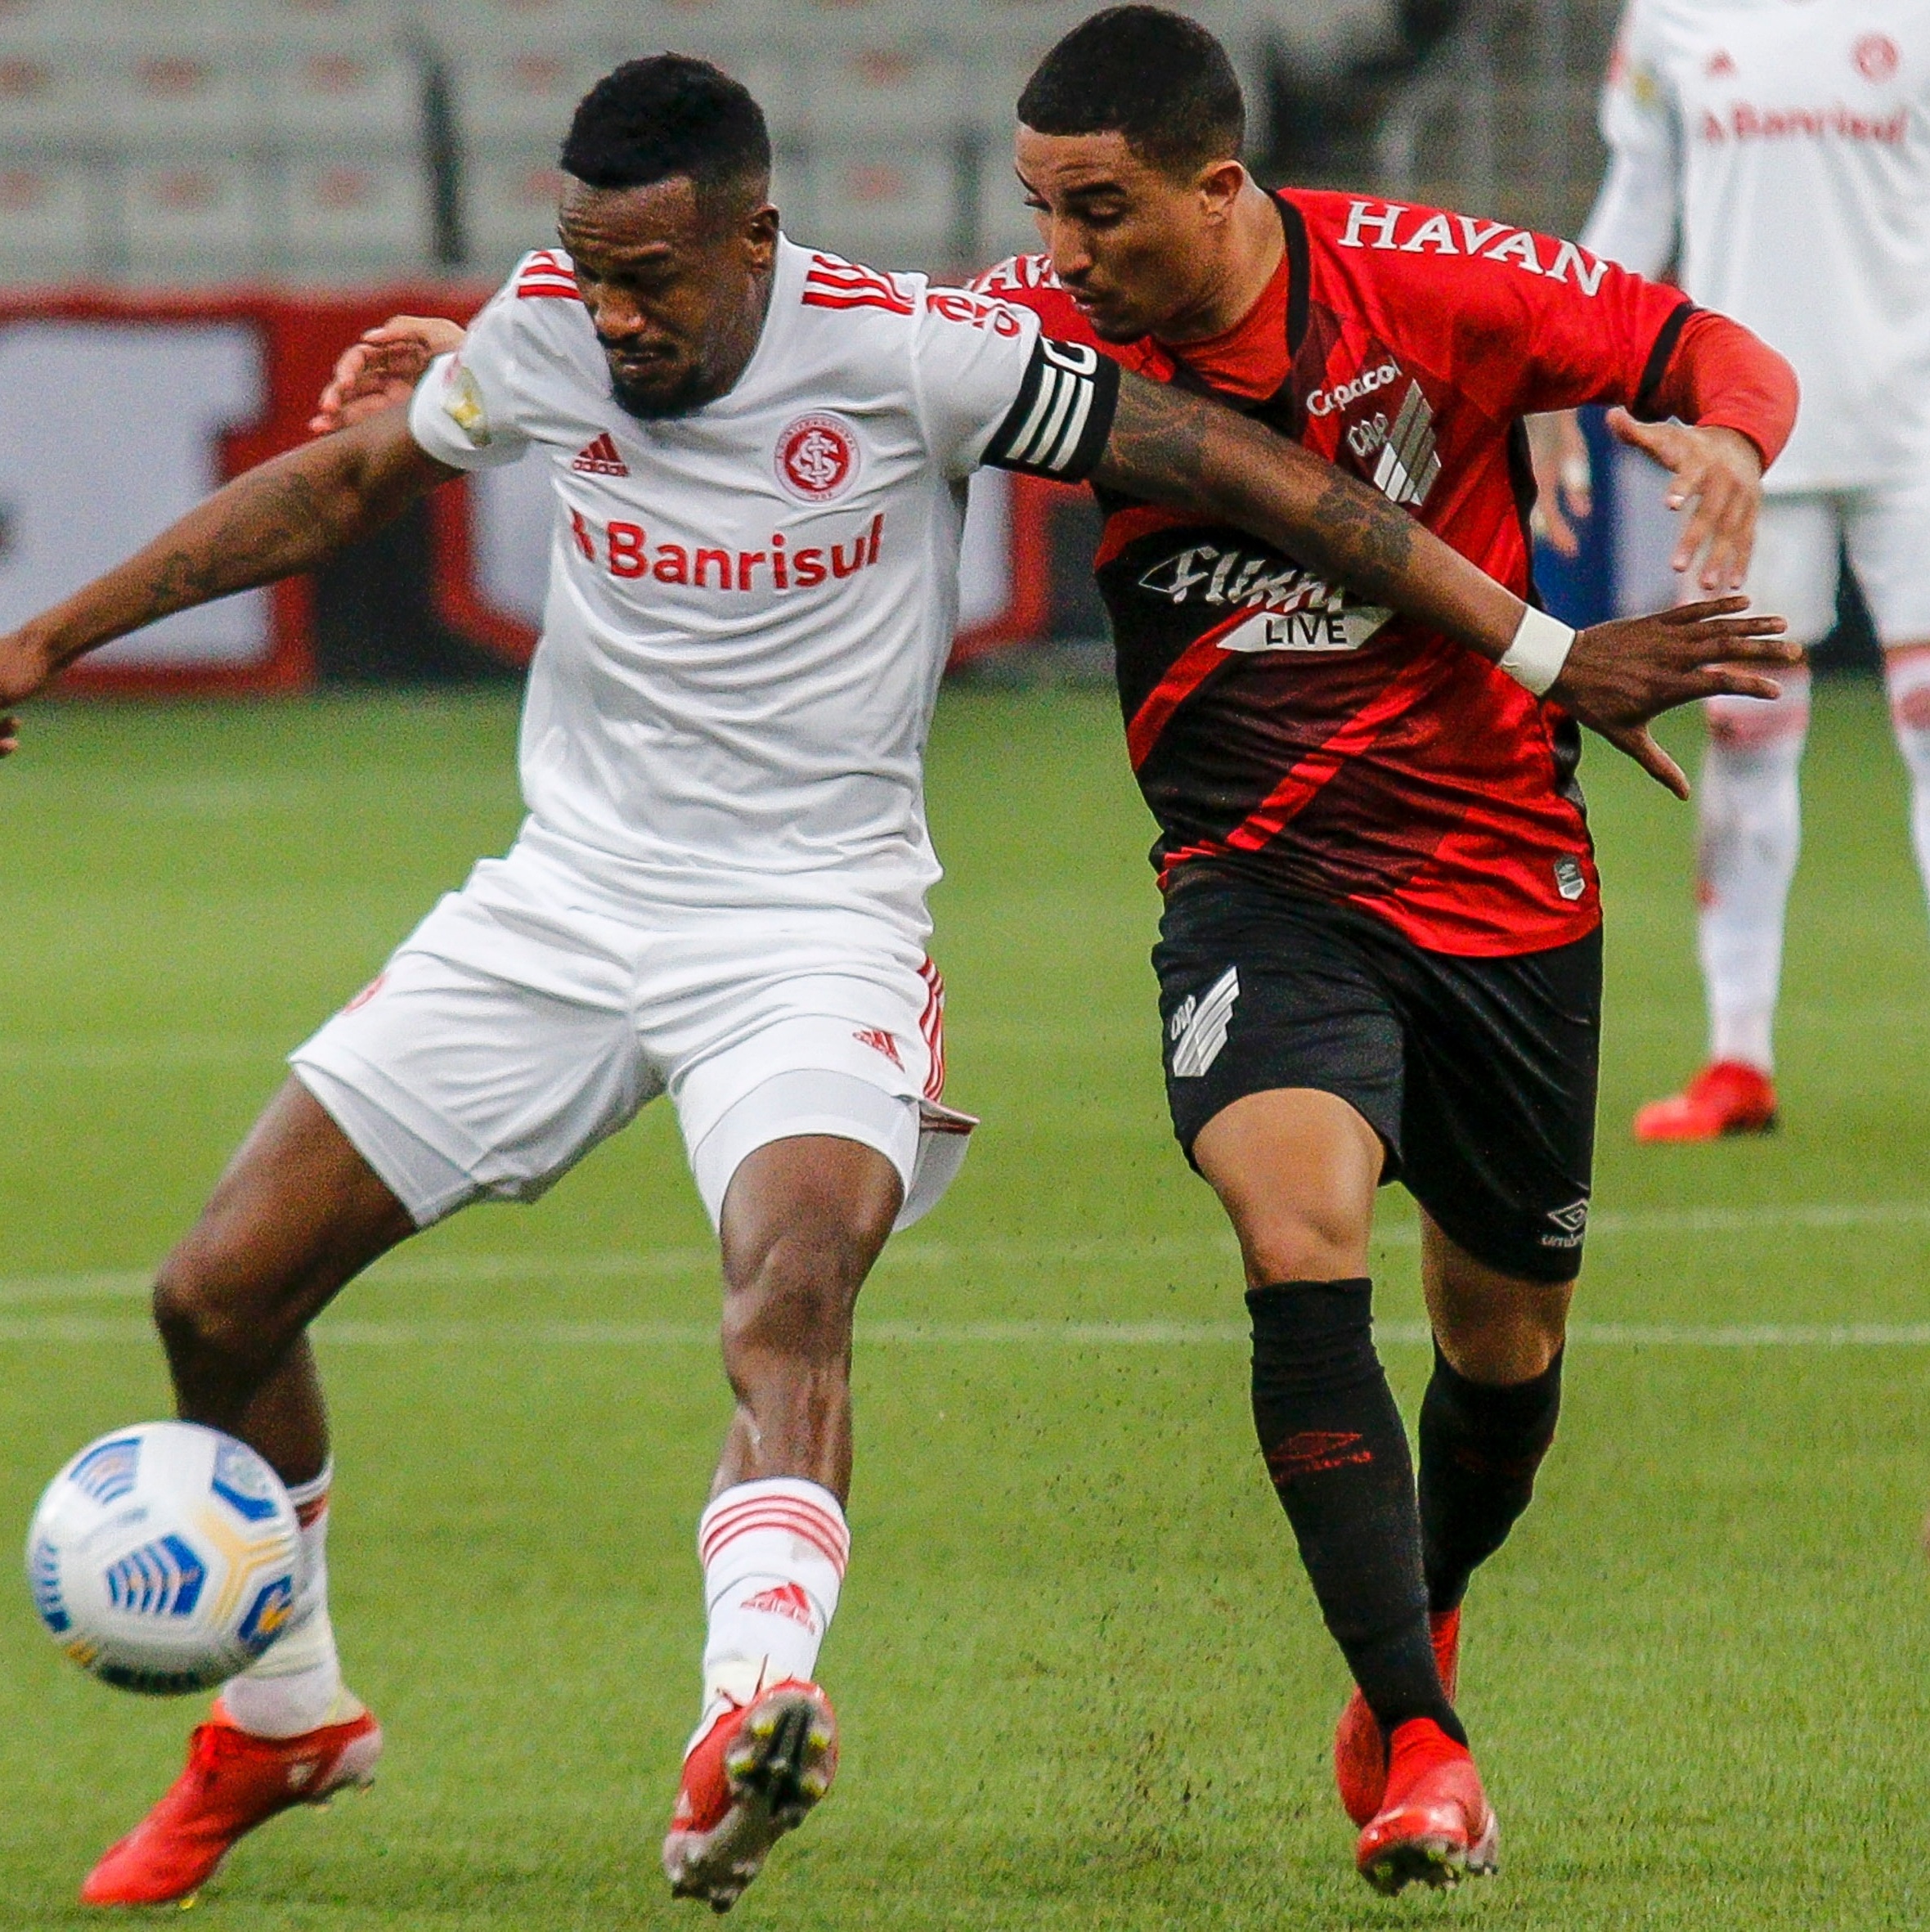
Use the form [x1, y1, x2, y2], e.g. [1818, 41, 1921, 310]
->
[25, 1422, 301, 1696]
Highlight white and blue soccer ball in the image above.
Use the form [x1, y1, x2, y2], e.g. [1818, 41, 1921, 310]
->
[25, 1422, 301, 1696]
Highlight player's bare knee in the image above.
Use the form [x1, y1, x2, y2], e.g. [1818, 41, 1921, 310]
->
[151, 1238, 303, 1377]
[1432, 1284, 1571, 1384]
[1236, 1204, 1368, 1287]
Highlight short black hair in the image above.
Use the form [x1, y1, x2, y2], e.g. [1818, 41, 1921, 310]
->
[562, 55, 771, 215]
[1017, 5, 1245, 174]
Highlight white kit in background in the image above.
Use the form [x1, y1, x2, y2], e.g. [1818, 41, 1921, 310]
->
[291, 237, 1113, 1227]
[1585, 0, 1930, 1080]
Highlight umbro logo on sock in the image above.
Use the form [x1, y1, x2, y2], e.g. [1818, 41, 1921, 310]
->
[742, 1582, 817, 1631]
[1268, 1430, 1374, 1478]
[572, 433, 629, 477]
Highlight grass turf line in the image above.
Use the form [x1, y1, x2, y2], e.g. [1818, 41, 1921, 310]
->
[0, 685, 1925, 1928]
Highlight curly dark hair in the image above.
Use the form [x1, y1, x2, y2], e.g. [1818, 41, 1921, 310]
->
[1017, 5, 1245, 174]
[562, 55, 770, 217]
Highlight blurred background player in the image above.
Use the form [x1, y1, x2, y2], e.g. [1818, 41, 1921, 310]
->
[980, 4, 1797, 1894]
[1562, 0, 1930, 1140]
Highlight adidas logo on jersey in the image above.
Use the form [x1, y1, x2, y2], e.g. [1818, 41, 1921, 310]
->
[572, 433, 629, 477]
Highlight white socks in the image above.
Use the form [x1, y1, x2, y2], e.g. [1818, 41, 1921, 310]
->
[693, 1479, 847, 1747]
[1887, 648, 1930, 917]
[222, 1464, 353, 1739]
[1696, 673, 1811, 1073]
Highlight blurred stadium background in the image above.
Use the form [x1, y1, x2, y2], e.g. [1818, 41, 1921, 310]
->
[8, 0, 1810, 694]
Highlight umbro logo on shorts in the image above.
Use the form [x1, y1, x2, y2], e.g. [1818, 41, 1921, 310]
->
[1169, 968, 1238, 1078]
[1542, 1198, 1591, 1248]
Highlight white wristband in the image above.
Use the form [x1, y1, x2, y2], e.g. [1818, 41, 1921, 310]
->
[1496, 604, 1575, 697]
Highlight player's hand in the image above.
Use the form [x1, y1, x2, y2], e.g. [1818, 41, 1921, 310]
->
[0, 624, 61, 758]
[1606, 407, 1763, 594]
[308, 316, 468, 435]
[1551, 595, 1798, 798]
[1527, 410, 1592, 558]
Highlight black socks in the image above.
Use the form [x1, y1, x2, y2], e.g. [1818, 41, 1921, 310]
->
[1247, 1279, 1462, 1742]
[1419, 1340, 1564, 1615]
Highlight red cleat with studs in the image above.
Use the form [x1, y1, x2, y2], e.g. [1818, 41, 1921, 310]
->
[80, 1700, 381, 1907]
[1354, 1716, 1499, 1895]
[662, 1678, 837, 1914]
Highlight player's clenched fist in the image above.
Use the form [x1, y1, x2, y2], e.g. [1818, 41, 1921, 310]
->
[309, 316, 468, 435]
[1551, 595, 1797, 798]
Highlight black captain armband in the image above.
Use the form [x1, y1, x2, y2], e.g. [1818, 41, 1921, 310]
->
[981, 337, 1120, 483]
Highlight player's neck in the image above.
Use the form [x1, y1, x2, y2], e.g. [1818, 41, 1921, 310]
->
[1156, 179, 1286, 347]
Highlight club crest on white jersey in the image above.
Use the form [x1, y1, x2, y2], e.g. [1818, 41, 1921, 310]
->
[774, 413, 860, 502]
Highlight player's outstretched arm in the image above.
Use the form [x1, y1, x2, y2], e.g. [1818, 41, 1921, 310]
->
[1089, 370, 1798, 798]
[0, 405, 456, 755]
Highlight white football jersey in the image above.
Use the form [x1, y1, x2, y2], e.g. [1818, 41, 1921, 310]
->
[1583, 0, 1930, 492]
[408, 237, 1112, 936]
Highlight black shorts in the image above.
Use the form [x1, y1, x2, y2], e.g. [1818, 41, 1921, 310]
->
[1153, 869, 1600, 1284]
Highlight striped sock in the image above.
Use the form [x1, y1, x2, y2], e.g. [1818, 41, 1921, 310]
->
[693, 1479, 847, 1746]
[222, 1463, 355, 1738]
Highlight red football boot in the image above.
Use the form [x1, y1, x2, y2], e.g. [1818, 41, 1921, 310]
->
[1633, 1060, 1778, 1142]
[662, 1679, 837, 1913]
[81, 1699, 382, 1906]
[1355, 1717, 1498, 1895]
[1333, 1607, 1461, 1826]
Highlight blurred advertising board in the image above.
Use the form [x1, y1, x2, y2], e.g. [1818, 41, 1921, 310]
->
[0, 291, 1061, 694]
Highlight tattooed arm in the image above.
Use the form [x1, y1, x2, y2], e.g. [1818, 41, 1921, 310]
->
[1093, 371, 1527, 658]
[0, 406, 454, 750]
[1091, 371, 1798, 797]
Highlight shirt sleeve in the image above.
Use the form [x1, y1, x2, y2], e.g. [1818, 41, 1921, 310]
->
[909, 286, 1119, 483]
[1579, 0, 1681, 277]
[1643, 308, 1800, 470]
[1453, 236, 1696, 420]
[406, 284, 534, 473]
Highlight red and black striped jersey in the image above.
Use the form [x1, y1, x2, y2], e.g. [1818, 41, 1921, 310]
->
[978, 188, 1754, 956]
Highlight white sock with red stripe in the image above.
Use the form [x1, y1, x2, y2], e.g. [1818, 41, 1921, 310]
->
[693, 1478, 847, 1749]
[1886, 648, 1930, 917]
[1697, 678, 1810, 1073]
[222, 1464, 357, 1739]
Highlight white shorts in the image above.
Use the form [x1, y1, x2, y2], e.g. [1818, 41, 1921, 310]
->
[1747, 479, 1930, 648]
[289, 829, 974, 1233]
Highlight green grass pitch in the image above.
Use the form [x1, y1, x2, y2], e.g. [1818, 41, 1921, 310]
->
[0, 683, 1927, 1930]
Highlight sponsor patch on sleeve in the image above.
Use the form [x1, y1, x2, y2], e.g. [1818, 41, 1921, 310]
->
[440, 361, 491, 447]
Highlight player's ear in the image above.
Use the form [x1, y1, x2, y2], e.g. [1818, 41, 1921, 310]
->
[1196, 157, 1247, 222]
[737, 197, 780, 269]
